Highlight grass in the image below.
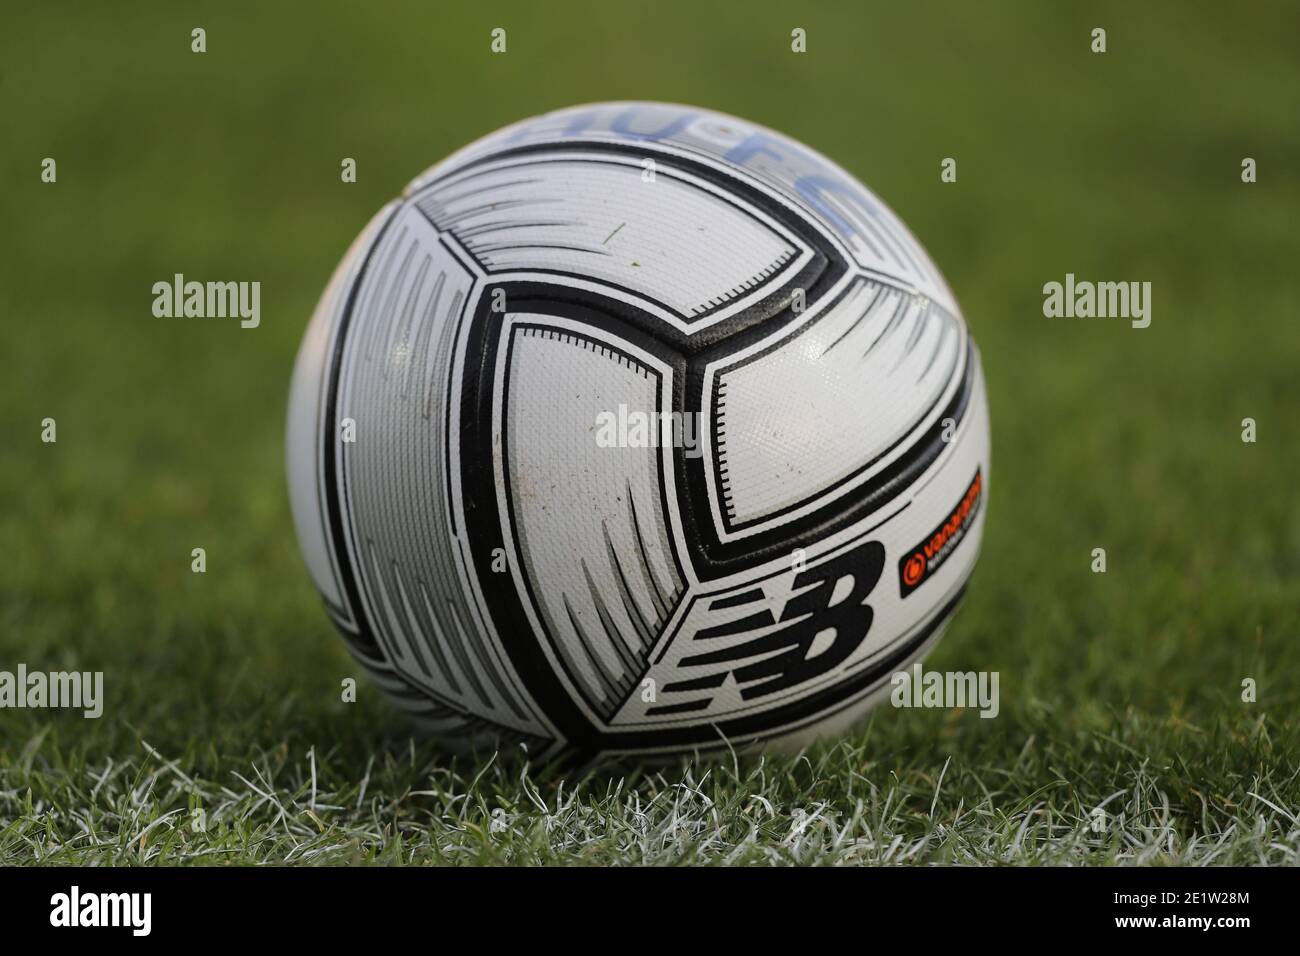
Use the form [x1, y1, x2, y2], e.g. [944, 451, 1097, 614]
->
[5, 711, 1298, 865]
[2, 1, 1299, 865]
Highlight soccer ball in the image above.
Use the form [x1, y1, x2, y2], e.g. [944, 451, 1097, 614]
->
[287, 102, 990, 760]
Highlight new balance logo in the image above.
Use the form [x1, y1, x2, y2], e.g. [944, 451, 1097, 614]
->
[649, 540, 885, 713]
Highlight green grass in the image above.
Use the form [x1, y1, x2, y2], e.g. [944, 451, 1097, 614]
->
[2, 1, 1298, 865]
[4, 711, 1298, 865]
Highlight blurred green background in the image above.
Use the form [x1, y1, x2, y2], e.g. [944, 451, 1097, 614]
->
[1, 1, 1297, 863]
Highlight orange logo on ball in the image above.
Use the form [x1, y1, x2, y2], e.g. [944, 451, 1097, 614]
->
[903, 553, 926, 587]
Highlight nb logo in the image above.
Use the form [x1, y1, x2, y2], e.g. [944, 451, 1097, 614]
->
[651, 540, 885, 712]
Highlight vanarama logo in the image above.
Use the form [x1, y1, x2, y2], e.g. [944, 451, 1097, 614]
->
[898, 470, 982, 598]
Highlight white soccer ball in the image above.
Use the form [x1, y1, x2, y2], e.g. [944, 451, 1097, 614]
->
[287, 102, 990, 760]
